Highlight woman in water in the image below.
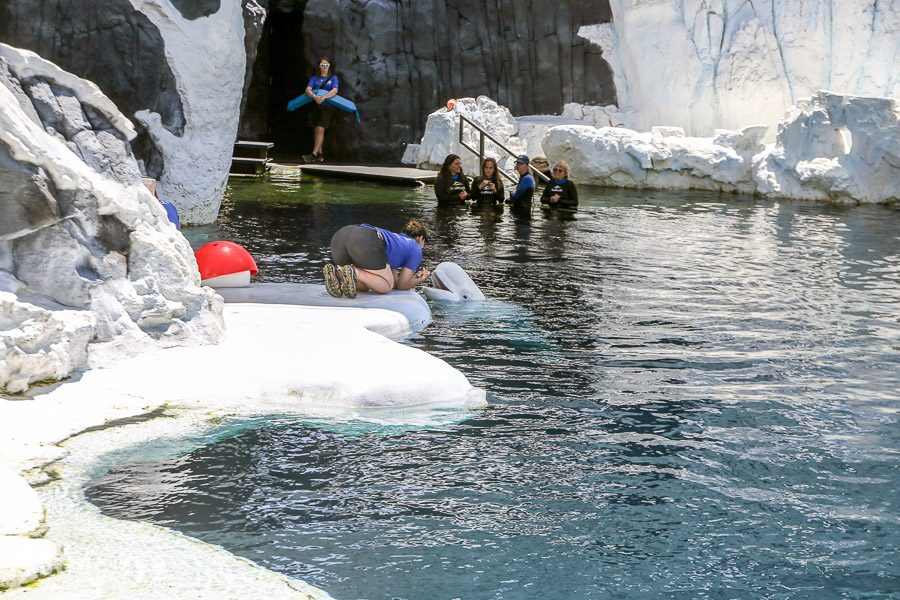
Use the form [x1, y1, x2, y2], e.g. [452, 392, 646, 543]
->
[303, 56, 339, 163]
[470, 157, 505, 209]
[323, 219, 431, 298]
[540, 160, 579, 210]
[434, 154, 470, 205]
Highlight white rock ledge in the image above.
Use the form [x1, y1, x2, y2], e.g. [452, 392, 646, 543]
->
[0, 299, 486, 596]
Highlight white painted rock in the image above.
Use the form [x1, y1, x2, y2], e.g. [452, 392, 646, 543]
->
[0, 464, 45, 536]
[0, 43, 225, 393]
[578, 1, 900, 138]
[415, 96, 527, 175]
[541, 123, 761, 193]
[130, 0, 264, 225]
[0, 536, 64, 590]
[753, 90, 900, 203]
[0, 293, 95, 394]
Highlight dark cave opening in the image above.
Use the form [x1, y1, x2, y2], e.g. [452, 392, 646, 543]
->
[240, 5, 312, 161]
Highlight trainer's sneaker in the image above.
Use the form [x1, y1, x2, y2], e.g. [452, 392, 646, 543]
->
[315, 154, 325, 163]
[323, 264, 342, 297]
[303, 154, 315, 163]
[339, 264, 358, 298]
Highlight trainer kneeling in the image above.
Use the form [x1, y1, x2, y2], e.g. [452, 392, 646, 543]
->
[323, 220, 431, 298]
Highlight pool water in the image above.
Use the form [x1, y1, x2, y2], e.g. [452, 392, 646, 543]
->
[87, 176, 900, 599]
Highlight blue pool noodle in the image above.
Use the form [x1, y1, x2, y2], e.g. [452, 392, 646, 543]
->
[287, 89, 360, 123]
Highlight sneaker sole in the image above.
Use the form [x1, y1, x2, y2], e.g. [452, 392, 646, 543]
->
[323, 264, 342, 297]
[340, 265, 358, 298]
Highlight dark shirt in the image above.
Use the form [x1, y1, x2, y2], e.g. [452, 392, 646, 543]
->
[508, 173, 535, 206]
[434, 172, 470, 204]
[540, 178, 579, 210]
[471, 176, 505, 206]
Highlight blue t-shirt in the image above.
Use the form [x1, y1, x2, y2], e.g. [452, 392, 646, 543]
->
[307, 75, 339, 92]
[362, 225, 423, 271]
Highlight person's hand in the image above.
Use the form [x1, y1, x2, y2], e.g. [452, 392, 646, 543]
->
[459, 191, 468, 200]
[314, 95, 325, 104]
[416, 268, 431, 282]
[550, 194, 560, 203]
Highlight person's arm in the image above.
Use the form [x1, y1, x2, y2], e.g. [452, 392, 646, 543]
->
[509, 175, 535, 203]
[560, 181, 579, 209]
[322, 76, 339, 100]
[434, 173, 454, 203]
[395, 267, 431, 290]
[540, 181, 553, 205]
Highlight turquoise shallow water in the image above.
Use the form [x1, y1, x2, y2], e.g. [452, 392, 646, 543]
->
[88, 177, 899, 599]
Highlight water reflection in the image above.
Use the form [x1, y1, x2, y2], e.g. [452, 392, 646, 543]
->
[101, 179, 899, 599]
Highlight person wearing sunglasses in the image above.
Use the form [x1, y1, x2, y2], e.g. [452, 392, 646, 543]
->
[303, 56, 339, 163]
[540, 160, 579, 211]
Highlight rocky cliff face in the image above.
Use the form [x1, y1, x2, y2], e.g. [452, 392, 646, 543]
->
[0, 0, 266, 225]
[0, 43, 224, 394]
[583, 0, 900, 137]
[298, 0, 617, 160]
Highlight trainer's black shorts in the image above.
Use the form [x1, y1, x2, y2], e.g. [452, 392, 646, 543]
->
[308, 104, 333, 129]
[330, 225, 388, 270]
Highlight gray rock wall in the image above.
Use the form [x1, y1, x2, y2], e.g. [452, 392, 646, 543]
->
[297, 0, 616, 160]
[0, 0, 265, 180]
[0, 43, 224, 394]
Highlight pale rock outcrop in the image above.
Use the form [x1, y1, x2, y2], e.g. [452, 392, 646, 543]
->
[0, 43, 224, 394]
[131, 0, 265, 225]
[541, 91, 899, 203]
[413, 96, 528, 175]
[580, 0, 900, 138]
[542, 123, 765, 193]
[0, 464, 45, 537]
[0, 537, 64, 591]
[752, 91, 900, 203]
[0, 464, 63, 590]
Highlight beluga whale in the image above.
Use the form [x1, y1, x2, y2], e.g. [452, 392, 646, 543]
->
[423, 262, 485, 302]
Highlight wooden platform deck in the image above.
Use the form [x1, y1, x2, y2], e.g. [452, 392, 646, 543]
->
[271, 162, 438, 185]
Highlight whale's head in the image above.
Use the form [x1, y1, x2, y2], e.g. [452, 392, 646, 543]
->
[423, 262, 486, 302]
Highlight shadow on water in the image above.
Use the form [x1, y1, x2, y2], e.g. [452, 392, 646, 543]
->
[94, 178, 899, 599]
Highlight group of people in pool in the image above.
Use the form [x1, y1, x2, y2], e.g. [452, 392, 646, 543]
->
[434, 153, 579, 212]
[321, 154, 579, 298]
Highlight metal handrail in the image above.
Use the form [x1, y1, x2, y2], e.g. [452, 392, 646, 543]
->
[458, 114, 550, 185]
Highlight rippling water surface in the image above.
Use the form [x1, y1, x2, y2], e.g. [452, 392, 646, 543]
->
[88, 176, 899, 599]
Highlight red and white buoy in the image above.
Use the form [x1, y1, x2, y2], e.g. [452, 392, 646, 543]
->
[194, 241, 258, 288]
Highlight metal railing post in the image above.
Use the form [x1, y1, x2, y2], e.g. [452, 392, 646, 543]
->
[456, 113, 549, 184]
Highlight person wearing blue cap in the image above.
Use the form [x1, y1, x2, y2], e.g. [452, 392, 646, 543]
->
[507, 154, 535, 208]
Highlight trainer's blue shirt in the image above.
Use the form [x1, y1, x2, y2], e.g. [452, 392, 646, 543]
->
[510, 173, 535, 203]
[361, 224, 422, 272]
[307, 75, 339, 92]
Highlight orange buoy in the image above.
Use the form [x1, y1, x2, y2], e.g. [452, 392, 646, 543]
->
[194, 241, 258, 281]
[446, 98, 457, 111]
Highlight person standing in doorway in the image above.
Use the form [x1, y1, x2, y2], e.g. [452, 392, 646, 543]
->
[303, 56, 338, 163]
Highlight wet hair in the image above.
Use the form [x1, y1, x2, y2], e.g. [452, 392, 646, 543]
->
[439, 154, 463, 178]
[552, 160, 570, 178]
[402, 219, 428, 242]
